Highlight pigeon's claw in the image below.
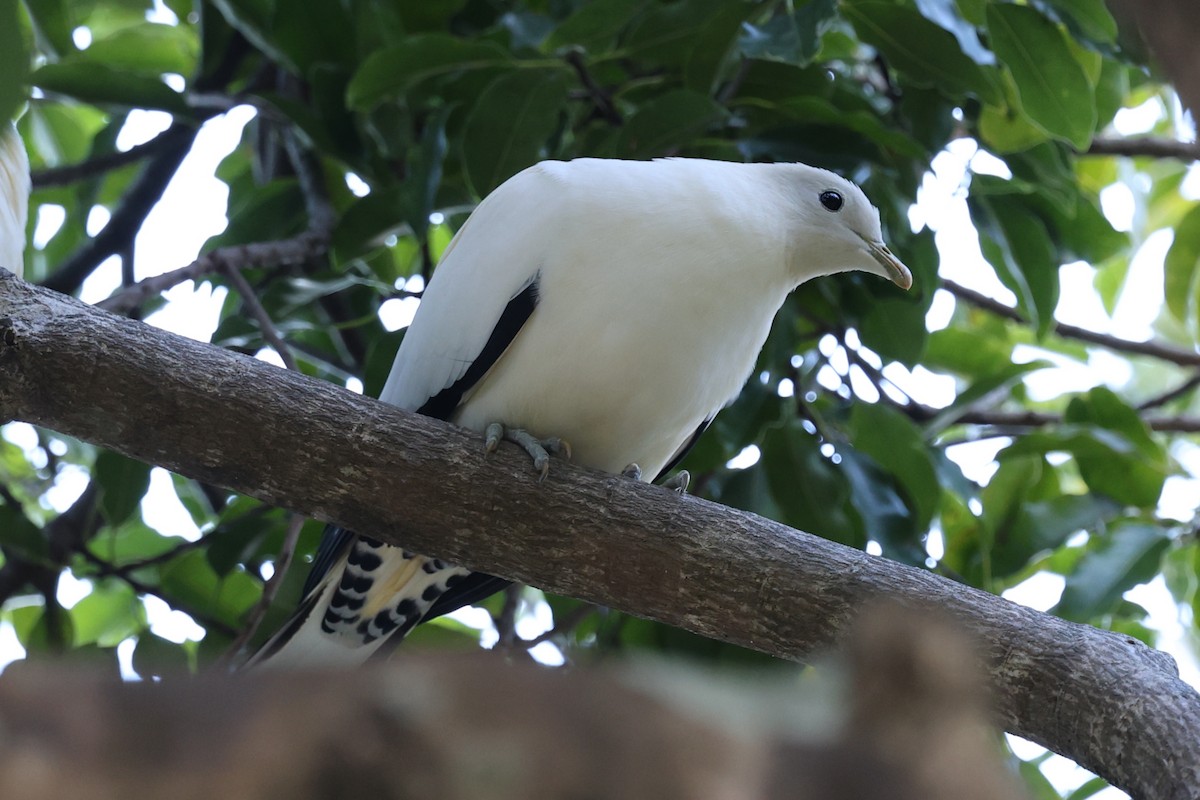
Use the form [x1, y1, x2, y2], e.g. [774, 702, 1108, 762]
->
[485, 423, 571, 482]
[662, 470, 691, 495]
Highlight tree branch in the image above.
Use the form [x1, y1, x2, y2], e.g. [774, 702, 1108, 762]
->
[564, 49, 623, 126]
[1, 271, 1197, 800]
[97, 134, 335, 319]
[31, 136, 174, 188]
[942, 279, 1200, 367]
[908, 405, 1200, 434]
[41, 122, 202, 296]
[97, 232, 329, 316]
[1085, 137, 1200, 161]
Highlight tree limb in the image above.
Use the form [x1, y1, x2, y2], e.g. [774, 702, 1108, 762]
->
[1085, 137, 1200, 162]
[1, 271, 1197, 800]
[40, 122, 202, 296]
[31, 136, 174, 188]
[942, 279, 1200, 368]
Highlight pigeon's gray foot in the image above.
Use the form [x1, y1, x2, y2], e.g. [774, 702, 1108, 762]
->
[621, 463, 642, 481]
[485, 422, 571, 481]
[661, 470, 691, 495]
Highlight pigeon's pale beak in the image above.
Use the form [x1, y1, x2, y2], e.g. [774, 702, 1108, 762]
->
[865, 238, 912, 290]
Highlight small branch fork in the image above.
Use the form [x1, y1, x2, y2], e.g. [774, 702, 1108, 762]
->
[98, 134, 335, 317]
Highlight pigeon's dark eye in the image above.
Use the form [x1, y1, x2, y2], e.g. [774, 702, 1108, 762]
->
[819, 190, 844, 212]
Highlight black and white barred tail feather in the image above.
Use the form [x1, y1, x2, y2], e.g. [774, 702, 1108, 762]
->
[249, 531, 473, 668]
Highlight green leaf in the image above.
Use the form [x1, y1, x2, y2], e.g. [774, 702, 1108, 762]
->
[73, 23, 198, 76]
[1003, 415, 1166, 509]
[979, 74, 1050, 153]
[858, 297, 928, 365]
[625, 0, 735, 69]
[543, 0, 644, 53]
[682, 2, 753, 94]
[31, 62, 189, 113]
[23, 0, 74, 57]
[1066, 778, 1115, 800]
[268, 0, 356, 74]
[777, 97, 926, 159]
[11, 604, 73, 652]
[1040, 0, 1117, 44]
[70, 581, 142, 647]
[0, 0, 30, 125]
[838, 447, 919, 559]
[924, 326, 1013, 376]
[849, 403, 939, 530]
[993, 494, 1120, 578]
[752, 422, 860, 546]
[986, 4, 1096, 149]
[971, 194, 1059, 337]
[88, 520, 180, 566]
[614, 89, 726, 159]
[461, 69, 569, 197]
[133, 631, 192, 678]
[1164, 203, 1200, 325]
[1056, 523, 1170, 621]
[842, 0, 999, 104]
[1066, 387, 1167, 504]
[0, 503, 47, 561]
[95, 450, 152, 526]
[346, 34, 512, 111]
[158, 550, 260, 627]
[331, 185, 412, 258]
[912, 0, 993, 65]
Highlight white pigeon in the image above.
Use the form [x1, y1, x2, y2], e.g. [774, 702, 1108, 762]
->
[0, 123, 29, 279]
[253, 157, 911, 667]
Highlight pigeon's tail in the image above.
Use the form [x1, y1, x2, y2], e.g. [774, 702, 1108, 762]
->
[248, 535, 471, 669]
[0, 123, 30, 279]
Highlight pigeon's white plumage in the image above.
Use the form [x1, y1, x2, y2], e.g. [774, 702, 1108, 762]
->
[255, 157, 911, 667]
[0, 124, 29, 279]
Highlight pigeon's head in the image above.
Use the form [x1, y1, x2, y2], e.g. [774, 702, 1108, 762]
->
[781, 166, 912, 291]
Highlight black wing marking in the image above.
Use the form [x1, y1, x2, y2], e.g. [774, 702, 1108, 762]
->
[417, 275, 540, 419]
[423, 572, 512, 622]
[297, 276, 542, 604]
[302, 524, 355, 600]
[654, 417, 713, 482]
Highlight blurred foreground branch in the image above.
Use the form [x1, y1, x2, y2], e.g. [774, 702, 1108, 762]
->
[0, 609, 1025, 800]
[0, 272, 1197, 799]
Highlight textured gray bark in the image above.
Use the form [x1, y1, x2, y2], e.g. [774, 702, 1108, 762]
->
[1, 271, 1197, 799]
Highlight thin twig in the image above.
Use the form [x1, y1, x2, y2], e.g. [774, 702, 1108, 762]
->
[1085, 136, 1200, 161]
[716, 56, 753, 106]
[523, 603, 597, 649]
[1138, 372, 1200, 411]
[78, 548, 237, 637]
[93, 534, 212, 574]
[31, 136, 173, 188]
[218, 513, 305, 667]
[495, 584, 523, 649]
[98, 232, 328, 315]
[942, 279, 1200, 367]
[222, 263, 299, 371]
[564, 49, 623, 126]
